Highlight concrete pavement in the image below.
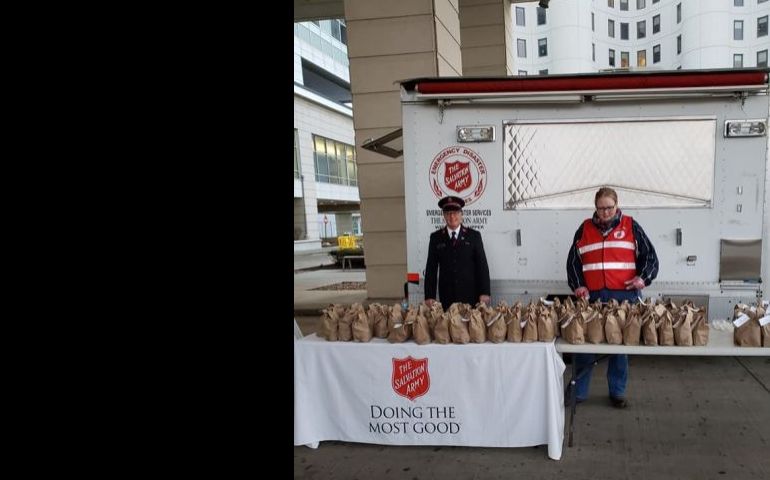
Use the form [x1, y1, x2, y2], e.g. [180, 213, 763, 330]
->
[293, 248, 401, 316]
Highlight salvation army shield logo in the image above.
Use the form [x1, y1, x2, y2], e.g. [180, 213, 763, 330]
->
[429, 146, 487, 206]
[613, 230, 626, 239]
[443, 160, 471, 193]
[392, 356, 430, 401]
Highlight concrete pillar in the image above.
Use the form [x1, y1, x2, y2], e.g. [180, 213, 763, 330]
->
[344, 0, 462, 299]
[459, 0, 514, 76]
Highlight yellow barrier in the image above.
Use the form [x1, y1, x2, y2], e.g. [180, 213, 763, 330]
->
[337, 235, 357, 249]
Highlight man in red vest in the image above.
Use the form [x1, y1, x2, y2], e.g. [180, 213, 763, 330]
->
[566, 187, 659, 408]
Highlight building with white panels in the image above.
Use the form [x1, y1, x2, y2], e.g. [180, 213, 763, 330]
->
[512, 0, 769, 74]
[294, 19, 361, 252]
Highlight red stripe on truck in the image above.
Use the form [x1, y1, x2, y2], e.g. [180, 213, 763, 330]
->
[414, 71, 768, 94]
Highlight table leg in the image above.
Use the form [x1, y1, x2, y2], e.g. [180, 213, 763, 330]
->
[567, 355, 577, 447]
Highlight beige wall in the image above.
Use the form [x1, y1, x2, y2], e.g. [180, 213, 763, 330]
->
[345, 0, 462, 299]
[459, 0, 513, 76]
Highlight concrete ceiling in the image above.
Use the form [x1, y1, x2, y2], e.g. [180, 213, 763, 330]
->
[294, 0, 344, 22]
[293, 0, 537, 22]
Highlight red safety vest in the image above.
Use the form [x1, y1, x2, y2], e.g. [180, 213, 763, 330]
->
[577, 215, 637, 291]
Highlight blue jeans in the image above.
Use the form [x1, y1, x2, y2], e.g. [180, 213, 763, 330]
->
[573, 288, 639, 400]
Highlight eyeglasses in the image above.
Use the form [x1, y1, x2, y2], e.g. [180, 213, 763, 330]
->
[596, 205, 616, 212]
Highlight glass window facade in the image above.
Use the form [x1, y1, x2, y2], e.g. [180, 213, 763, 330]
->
[609, 48, 616, 66]
[637, 20, 646, 39]
[313, 135, 357, 186]
[758, 50, 768, 67]
[621, 22, 629, 40]
[734, 54, 743, 68]
[653, 15, 660, 34]
[653, 44, 661, 63]
[735, 20, 744, 40]
[609, 19, 615, 37]
[516, 7, 525, 26]
[537, 7, 547, 25]
[539, 38, 548, 57]
[637, 49, 646, 66]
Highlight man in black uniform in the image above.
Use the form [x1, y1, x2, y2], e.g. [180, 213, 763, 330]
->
[424, 196, 491, 307]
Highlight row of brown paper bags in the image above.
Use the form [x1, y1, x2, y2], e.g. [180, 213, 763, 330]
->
[318, 301, 548, 344]
[559, 299, 708, 346]
[733, 303, 770, 347]
[317, 297, 718, 346]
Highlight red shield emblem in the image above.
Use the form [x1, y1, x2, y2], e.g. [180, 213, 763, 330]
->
[443, 161, 471, 193]
[392, 356, 430, 401]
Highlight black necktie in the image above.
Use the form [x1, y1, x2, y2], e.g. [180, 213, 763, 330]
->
[451, 231, 457, 246]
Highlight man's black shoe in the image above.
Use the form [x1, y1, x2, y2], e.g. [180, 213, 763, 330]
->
[610, 396, 627, 409]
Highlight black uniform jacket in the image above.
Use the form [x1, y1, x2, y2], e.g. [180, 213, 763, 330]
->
[424, 225, 491, 307]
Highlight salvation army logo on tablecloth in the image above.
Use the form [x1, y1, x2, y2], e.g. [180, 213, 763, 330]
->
[392, 356, 430, 401]
[429, 146, 487, 206]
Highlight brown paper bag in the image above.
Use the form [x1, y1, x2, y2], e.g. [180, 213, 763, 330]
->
[640, 310, 658, 346]
[560, 313, 584, 344]
[691, 308, 709, 346]
[469, 309, 487, 343]
[505, 305, 522, 343]
[487, 308, 507, 343]
[522, 308, 538, 342]
[412, 310, 432, 345]
[427, 302, 444, 331]
[760, 314, 770, 347]
[673, 309, 693, 346]
[371, 304, 390, 338]
[338, 303, 361, 341]
[449, 312, 470, 344]
[733, 309, 761, 347]
[537, 306, 557, 342]
[657, 311, 675, 346]
[605, 312, 623, 345]
[318, 304, 340, 341]
[352, 310, 374, 342]
[584, 310, 605, 344]
[622, 310, 642, 346]
[433, 312, 451, 344]
[387, 304, 411, 343]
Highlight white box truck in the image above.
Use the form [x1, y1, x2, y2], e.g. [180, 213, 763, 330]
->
[397, 69, 769, 320]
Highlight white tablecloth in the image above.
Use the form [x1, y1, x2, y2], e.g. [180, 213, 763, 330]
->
[294, 334, 566, 460]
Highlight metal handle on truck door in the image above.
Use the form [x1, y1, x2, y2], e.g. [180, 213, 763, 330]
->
[516, 229, 522, 246]
[676, 228, 682, 246]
